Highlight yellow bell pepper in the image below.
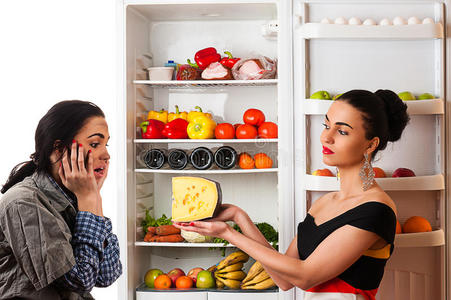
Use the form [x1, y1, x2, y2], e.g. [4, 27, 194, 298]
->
[168, 105, 188, 122]
[187, 115, 217, 139]
[187, 106, 212, 123]
[147, 109, 168, 124]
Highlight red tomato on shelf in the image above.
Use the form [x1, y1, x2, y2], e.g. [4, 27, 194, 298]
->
[243, 109, 265, 127]
[258, 122, 278, 138]
[215, 123, 235, 139]
[236, 124, 258, 139]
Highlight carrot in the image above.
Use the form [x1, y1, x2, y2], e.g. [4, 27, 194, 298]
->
[147, 226, 157, 234]
[156, 225, 181, 236]
[150, 234, 184, 243]
[144, 231, 155, 242]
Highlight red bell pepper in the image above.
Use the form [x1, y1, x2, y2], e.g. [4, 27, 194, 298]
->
[162, 118, 189, 139]
[191, 47, 221, 70]
[220, 51, 240, 69]
[140, 120, 166, 139]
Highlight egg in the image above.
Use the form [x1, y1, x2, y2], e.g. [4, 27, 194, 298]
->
[334, 17, 348, 25]
[422, 17, 435, 24]
[393, 16, 407, 25]
[363, 18, 377, 26]
[348, 17, 362, 25]
[320, 17, 332, 24]
[379, 18, 392, 26]
[407, 16, 421, 25]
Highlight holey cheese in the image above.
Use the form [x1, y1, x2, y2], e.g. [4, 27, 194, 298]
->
[172, 177, 222, 222]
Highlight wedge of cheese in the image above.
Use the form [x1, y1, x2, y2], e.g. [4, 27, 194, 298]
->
[172, 177, 222, 222]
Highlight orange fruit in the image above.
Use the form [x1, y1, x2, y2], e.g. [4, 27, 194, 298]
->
[239, 153, 255, 169]
[312, 168, 334, 177]
[373, 167, 386, 178]
[154, 274, 172, 289]
[254, 153, 273, 169]
[402, 216, 432, 233]
[175, 275, 194, 289]
[396, 220, 402, 234]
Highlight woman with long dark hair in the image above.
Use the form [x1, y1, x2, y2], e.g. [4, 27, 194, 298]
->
[0, 100, 122, 299]
[175, 89, 410, 300]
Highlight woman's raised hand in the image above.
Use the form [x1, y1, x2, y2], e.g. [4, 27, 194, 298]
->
[58, 141, 102, 216]
[210, 204, 243, 223]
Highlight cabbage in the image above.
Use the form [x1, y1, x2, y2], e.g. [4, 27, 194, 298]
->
[181, 229, 213, 243]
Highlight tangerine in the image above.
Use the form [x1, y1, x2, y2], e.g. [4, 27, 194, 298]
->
[254, 153, 273, 169]
[239, 153, 255, 169]
[154, 274, 172, 289]
[402, 216, 432, 233]
[373, 167, 386, 178]
[175, 275, 194, 289]
[396, 220, 402, 234]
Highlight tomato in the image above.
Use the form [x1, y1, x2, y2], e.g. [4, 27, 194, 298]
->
[235, 124, 257, 139]
[258, 122, 278, 138]
[214, 123, 235, 139]
[243, 109, 265, 126]
[233, 123, 243, 130]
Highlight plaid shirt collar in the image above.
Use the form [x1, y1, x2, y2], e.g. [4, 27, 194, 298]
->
[46, 174, 77, 209]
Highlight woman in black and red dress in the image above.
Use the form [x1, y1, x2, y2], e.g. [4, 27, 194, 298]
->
[175, 89, 410, 300]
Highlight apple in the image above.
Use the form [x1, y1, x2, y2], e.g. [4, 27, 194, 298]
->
[373, 167, 386, 178]
[310, 90, 332, 100]
[187, 267, 204, 283]
[397, 91, 416, 101]
[196, 270, 216, 289]
[312, 168, 334, 177]
[418, 93, 434, 100]
[167, 268, 185, 286]
[392, 168, 416, 177]
[144, 268, 164, 288]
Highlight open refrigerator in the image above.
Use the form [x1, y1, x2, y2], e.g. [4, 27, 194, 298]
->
[116, 1, 450, 299]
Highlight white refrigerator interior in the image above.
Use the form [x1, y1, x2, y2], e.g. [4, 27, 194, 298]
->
[116, 1, 449, 300]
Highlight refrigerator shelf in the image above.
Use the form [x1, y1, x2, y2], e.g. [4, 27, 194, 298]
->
[133, 79, 278, 88]
[395, 229, 445, 247]
[134, 139, 278, 144]
[303, 98, 444, 115]
[135, 168, 278, 174]
[135, 242, 236, 247]
[303, 174, 444, 191]
[299, 22, 444, 39]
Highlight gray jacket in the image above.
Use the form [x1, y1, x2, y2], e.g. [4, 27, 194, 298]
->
[0, 172, 94, 299]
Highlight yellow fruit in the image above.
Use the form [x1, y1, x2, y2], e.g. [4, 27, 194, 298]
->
[242, 261, 264, 284]
[402, 216, 432, 233]
[241, 270, 270, 287]
[215, 276, 241, 289]
[241, 277, 276, 290]
[216, 270, 246, 281]
[216, 251, 249, 270]
[216, 262, 243, 273]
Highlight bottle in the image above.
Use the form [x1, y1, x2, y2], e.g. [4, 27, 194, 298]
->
[164, 60, 178, 80]
[214, 146, 237, 170]
[167, 149, 188, 170]
[189, 147, 214, 170]
[141, 149, 166, 169]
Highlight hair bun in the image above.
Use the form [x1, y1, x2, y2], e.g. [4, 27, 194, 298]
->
[374, 89, 410, 142]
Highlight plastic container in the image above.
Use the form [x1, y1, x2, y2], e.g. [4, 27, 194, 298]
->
[147, 67, 174, 81]
[164, 60, 178, 80]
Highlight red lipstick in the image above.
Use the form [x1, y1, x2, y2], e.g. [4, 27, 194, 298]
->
[322, 146, 334, 154]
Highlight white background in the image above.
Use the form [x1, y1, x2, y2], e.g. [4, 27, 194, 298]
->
[0, 1, 119, 299]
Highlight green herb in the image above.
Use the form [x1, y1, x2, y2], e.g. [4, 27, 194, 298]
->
[141, 210, 172, 233]
[210, 222, 278, 256]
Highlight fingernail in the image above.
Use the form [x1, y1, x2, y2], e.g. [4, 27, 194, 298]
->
[189, 222, 194, 226]
[79, 144, 82, 147]
[88, 150, 91, 154]
[72, 139, 76, 143]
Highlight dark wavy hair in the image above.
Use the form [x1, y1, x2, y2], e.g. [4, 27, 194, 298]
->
[1, 100, 105, 194]
[336, 89, 410, 160]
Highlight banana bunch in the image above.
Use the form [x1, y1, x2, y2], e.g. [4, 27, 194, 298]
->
[210, 250, 249, 289]
[241, 260, 276, 290]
